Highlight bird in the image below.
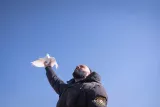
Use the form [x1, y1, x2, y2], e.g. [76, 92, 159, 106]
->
[31, 53, 58, 69]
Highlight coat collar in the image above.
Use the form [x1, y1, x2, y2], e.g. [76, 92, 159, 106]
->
[67, 72, 101, 84]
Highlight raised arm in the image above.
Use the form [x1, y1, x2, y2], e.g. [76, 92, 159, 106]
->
[45, 66, 68, 96]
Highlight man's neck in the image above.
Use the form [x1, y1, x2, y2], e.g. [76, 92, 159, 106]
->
[75, 78, 85, 82]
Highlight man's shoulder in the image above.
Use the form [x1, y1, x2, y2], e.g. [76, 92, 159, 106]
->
[82, 82, 102, 90]
[83, 82, 107, 95]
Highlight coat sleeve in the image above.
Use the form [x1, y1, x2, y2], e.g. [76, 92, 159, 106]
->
[45, 66, 68, 96]
[86, 84, 108, 107]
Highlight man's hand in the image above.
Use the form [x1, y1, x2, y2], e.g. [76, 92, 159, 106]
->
[44, 59, 52, 67]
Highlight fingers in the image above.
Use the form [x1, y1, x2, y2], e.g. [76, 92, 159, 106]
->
[44, 59, 52, 67]
[48, 59, 52, 65]
[44, 61, 48, 67]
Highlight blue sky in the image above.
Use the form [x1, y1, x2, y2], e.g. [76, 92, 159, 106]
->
[0, 0, 159, 107]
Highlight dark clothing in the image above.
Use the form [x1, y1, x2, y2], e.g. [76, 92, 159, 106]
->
[45, 66, 108, 107]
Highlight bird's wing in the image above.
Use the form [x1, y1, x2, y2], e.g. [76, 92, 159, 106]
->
[31, 58, 45, 67]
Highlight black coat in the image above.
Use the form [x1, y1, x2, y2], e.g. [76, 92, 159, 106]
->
[45, 66, 108, 107]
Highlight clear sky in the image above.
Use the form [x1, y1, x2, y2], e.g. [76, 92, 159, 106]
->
[0, 0, 159, 107]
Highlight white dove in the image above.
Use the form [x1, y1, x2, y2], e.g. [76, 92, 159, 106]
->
[31, 54, 58, 69]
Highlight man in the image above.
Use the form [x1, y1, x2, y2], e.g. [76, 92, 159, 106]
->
[44, 61, 108, 107]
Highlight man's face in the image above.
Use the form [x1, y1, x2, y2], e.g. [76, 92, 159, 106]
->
[72, 65, 91, 79]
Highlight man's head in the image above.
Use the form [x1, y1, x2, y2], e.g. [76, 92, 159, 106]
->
[72, 64, 91, 82]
